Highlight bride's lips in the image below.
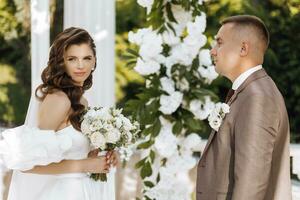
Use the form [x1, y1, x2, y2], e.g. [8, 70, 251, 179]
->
[74, 72, 86, 76]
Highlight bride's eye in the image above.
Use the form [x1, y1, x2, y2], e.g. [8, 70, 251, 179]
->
[68, 58, 75, 61]
[84, 57, 92, 60]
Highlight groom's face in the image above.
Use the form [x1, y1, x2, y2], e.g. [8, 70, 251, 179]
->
[210, 23, 241, 79]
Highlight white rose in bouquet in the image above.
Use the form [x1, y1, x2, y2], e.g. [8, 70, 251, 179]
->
[105, 128, 121, 144]
[90, 131, 106, 150]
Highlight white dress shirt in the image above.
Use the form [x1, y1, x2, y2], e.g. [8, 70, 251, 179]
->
[232, 65, 263, 90]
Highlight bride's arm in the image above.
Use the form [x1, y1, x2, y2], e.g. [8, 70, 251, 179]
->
[24, 157, 109, 175]
[23, 91, 110, 175]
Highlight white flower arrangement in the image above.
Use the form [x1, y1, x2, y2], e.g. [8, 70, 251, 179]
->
[81, 107, 139, 181]
[124, 1, 222, 199]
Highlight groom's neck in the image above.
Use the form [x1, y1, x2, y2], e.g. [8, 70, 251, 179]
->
[229, 61, 262, 83]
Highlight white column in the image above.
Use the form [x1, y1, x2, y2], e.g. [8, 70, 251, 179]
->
[30, 0, 50, 90]
[64, 0, 116, 107]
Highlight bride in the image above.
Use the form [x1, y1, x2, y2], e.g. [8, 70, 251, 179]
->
[0, 27, 117, 200]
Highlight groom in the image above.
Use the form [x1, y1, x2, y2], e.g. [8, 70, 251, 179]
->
[196, 15, 292, 199]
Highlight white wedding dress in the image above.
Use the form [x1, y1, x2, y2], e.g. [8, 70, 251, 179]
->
[0, 125, 115, 200]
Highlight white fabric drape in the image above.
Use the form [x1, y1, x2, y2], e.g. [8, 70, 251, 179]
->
[64, 0, 116, 107]
[30, 0, 50, 90]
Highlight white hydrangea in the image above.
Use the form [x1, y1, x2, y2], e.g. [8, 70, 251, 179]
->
[189, 96, 215, 120]
[137, 0, 154, 13]
[160, 77, 175, 94]
[145, 167, 190, 200]
[176, 77, 190, 92]
[128, 28, 152, 45]
[171, 5, 193, 35]
[159, 91, 183, 115]
[186, 12, 207, 36]
[139, 33, 163, 61]
[198, 65, 219, 84]
[134, 58, 161, 75]
[169, 43, 193, 66]
[182, 133, 202, 151]
[183, 34, 207, 59]
[199, 49, 212, 66]
[154, 123, 178, 158]
[162, 31, 181, 46]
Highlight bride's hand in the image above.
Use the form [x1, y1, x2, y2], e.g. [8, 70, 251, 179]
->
[88, 149, 99, 158]
[83, 156, 110, 174]
[105, 151, 119, 167]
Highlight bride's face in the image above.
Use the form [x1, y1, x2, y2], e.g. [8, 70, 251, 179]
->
[64, 43, 96, 86]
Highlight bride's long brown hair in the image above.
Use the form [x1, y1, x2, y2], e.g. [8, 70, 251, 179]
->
[35, 27, 97, 131]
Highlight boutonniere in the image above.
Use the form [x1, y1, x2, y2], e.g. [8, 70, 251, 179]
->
[208, 103, 230, 131]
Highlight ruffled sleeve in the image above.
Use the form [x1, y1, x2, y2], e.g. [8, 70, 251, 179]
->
[0, 125, 72, 171]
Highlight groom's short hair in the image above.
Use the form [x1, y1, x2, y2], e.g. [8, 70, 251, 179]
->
[221, 15, 270, 52]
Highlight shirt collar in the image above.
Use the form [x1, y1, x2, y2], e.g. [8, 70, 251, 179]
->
[232, 65, 263, 90]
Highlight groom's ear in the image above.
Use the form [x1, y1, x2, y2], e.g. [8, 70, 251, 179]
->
[240, 42, 249, 57]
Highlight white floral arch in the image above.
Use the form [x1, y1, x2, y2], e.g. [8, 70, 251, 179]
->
[124, 1, 222, 199]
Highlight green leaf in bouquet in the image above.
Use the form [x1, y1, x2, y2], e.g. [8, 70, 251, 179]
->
[166, 2, 178, 23]
[166, 22, 177, 37]
[173, 120, 183, 135]
[156, 172, 160, 182]
[141, 161, 153, 179]
[137, 139, 155, 149]
[144, 181, 155, 188]
[162, 43, 171, 56]
[144, 196, 151, 200]
[150, 150, 155, 163]
[135, 157, 147, 169]
[151, 119, 161, 137]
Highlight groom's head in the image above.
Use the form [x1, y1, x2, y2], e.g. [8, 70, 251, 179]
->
[210, 15, 269, 81]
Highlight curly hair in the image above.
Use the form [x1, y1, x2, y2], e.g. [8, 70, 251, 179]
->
[35, 27, 97, 131]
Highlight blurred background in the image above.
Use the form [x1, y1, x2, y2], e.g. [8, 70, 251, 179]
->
[0, 0, 300, 199]
[0, 0, 299, 143]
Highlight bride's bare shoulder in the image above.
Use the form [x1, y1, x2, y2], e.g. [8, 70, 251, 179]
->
[38, 90, 71, 130]
[43, 90, 70, 105]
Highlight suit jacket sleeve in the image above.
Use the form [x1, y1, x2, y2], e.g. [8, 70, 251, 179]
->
[232, 95, 280, 200]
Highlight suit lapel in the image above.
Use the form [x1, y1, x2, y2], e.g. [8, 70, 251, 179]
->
[227, 69, 268, 106]
[198, 69, 268, 164]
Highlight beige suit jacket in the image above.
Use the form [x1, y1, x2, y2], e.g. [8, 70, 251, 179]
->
[196, 69, 292, 200]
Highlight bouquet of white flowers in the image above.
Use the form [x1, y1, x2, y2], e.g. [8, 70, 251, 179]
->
[81, 106, 139, 181]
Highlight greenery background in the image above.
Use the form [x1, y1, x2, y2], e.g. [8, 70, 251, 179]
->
[0, 0, 299, 142]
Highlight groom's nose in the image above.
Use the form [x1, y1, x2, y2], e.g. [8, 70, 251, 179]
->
[210, 48, 216, 56]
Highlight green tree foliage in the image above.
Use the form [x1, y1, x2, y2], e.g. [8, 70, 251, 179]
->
[0, 0, 31, 126]
[244, 0, 300, 142]
[115, 0, 146, 106]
